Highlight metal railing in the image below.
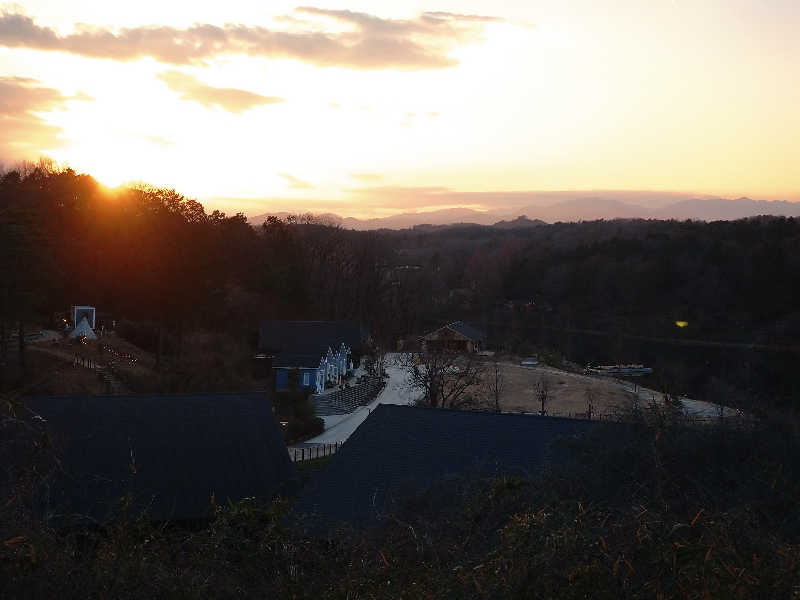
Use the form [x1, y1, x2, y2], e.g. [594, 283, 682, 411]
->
[289, 442, 343, 462]
[312, 376, 385, 415]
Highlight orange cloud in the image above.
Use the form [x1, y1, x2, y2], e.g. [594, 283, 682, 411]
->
[279, 173, 314, 189]
[0, 8, 499, 70]
[350, 173, 383, 183]
[157, 71, 283, 113]
[0, 77, 90, 160]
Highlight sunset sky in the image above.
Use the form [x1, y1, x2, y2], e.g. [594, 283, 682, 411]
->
[1, 0, 798, 216]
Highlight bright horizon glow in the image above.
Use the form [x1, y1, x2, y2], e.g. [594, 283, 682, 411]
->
[1, 1, 799, 218]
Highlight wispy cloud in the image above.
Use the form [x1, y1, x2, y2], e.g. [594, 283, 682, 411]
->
[0, 8, 500, 70]
[279, 172, 314, 189]
[420, 11, 504, 24]
[144, 134, 174, 147]
[350, 173, 383, 182]
[0, 76, 90, 159]
[346, 185, 452, 209]
[157, 70, 282, 113]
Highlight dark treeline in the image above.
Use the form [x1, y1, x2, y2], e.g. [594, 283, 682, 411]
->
[0, 165, 391, 390]
[384, 218, 800, 339]
[380, 219, 800, 410]
[2, 165, 799, 408]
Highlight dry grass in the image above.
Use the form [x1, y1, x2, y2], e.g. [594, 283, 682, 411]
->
[26, 334, 158, 393]
[15, 348, 108, 396]
[480, 359, 637, 417]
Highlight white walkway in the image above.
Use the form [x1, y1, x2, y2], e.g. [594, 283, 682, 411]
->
[621, 382, 740, 418]
[301, 354, 417, 445]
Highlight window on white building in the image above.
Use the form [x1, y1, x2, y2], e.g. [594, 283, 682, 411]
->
[303, 372, 310, 386]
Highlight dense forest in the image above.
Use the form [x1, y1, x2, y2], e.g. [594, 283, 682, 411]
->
[1, 164, 799, 410]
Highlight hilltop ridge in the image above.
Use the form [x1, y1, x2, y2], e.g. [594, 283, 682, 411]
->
[247, 196, 800, 230]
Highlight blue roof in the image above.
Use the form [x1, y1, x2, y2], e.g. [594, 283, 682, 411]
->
[294, 404, 609, 528]
[272, 353, 326, 369]
[259, 320, 365, 368]
[21, 393, 294, 523]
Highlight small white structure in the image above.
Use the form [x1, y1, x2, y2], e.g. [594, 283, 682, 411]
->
[70, 316, 97, 340]
[71, 306, 96, 330]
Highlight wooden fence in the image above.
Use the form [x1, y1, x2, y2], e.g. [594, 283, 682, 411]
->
[515, 409, 619, 421]
[289, 442, 343, 462]
[542, 409, 752, 428]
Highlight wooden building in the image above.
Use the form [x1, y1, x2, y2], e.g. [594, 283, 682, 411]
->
[421, 321, 484, 354]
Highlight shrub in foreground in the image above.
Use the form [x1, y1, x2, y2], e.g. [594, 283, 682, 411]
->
[2, 401, 799, 599]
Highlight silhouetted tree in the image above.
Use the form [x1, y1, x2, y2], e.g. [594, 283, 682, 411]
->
[536, 376, 550, 416]
[487, 354, 504, 412]
[403, 351, 483, 409]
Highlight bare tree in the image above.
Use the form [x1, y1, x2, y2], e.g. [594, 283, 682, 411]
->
[487, 354, 505, 412]
[367, 345, 387, 379]
[536, 376, 550, 416]
[402, 351, 484, 409]
[585, 388, 595, 420]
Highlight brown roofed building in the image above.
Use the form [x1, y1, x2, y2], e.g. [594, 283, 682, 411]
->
[421, 321, 484, 354]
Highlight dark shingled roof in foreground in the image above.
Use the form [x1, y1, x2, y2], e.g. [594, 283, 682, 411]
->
[259, 320, 367, 368]
[295, 404, 605, 528]
[259, 321, 365, 354]
[25, 393, 294, 523]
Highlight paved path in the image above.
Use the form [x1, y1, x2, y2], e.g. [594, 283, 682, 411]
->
[627, 385, 739, 418]
[296, 354, 416, 446]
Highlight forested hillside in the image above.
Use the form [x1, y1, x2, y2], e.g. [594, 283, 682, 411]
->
[2, 164, 799, 409]
[0, 165, 392, 391]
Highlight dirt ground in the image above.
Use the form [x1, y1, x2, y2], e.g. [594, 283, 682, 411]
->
[482, 360, 638, 418]
[25, 331, 158, 395]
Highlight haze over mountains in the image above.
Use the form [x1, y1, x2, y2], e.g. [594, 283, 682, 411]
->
[248, 195, 800, 230]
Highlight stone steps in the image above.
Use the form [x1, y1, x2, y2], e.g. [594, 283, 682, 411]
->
[95, 362, 128, 394]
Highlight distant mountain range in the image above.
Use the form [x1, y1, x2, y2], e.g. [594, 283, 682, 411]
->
[247, 197, 800, 230]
